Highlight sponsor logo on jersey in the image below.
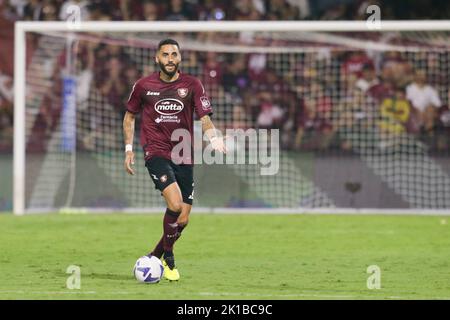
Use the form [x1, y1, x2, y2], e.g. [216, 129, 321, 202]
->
[177, 88, 188, 98]
[200, 96, 211, 110]
[160, 174, 168, 183]
[155, 115, 181, 123]
[154, 98, 184, 115]
[146, 91, 160, 96]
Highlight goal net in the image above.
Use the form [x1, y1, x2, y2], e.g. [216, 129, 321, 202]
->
[15, 22, 450, 214]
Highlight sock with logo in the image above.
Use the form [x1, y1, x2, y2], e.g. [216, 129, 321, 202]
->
[163, 208, 180, 252]
[150, 208, 180, 258]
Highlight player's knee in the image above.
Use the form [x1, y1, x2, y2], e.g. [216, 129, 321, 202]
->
[168, 201, 183, 213]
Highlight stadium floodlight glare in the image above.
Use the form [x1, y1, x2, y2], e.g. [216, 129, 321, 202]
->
[14, 20, 450, 215]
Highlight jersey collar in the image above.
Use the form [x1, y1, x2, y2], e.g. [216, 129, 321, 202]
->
[158, 70, 182, 84]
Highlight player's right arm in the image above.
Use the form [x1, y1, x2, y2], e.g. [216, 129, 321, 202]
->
[123, 111, 136, 175]
[123, 80, 144, 175]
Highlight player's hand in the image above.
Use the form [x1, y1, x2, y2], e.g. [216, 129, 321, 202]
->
[210, 136, 228, 154]
[176, 211, 189, 227]
[124, 151, 135, 175]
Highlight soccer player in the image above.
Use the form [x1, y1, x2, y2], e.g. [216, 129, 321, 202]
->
[123, 39, 226, 281]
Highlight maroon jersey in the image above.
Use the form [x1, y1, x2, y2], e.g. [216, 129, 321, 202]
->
[126, 71, 213, 164]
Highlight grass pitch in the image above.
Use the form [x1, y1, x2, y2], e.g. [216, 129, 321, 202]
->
[0, 213, 449, 300]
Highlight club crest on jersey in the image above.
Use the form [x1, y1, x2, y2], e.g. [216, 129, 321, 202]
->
[200, 96, 211, 110]
[177, 88, 188, 98]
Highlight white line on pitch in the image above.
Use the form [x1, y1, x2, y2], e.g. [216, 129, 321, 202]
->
[1, 290, 449, 300]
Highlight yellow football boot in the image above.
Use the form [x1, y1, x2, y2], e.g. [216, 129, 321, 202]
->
[162, 258, 180, 281]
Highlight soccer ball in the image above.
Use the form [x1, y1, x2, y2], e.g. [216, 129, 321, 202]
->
[133, 255, 164, 284]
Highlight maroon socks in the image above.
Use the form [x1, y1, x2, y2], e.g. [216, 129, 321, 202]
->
[150, 208, 185, 258]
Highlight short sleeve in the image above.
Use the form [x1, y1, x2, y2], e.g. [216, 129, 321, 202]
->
[126, 80, 144, 114]
[192, 78, 213, 119]
[405, 84, 413, 101]
[428, 87, 442, 108]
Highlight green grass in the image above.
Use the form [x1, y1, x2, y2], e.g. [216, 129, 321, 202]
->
[0, 213, 449, 300]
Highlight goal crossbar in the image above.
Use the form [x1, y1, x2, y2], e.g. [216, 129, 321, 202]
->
[13, 20, 450, 32]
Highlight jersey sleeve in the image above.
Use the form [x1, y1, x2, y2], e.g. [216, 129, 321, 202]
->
[192, 78, 213, 119]
[429, 87, 442, 108]
[126, 80, 144, 114]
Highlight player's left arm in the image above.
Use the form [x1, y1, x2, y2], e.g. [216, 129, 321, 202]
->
[193, 77, 227, 154]
[200, 114, 227, 154]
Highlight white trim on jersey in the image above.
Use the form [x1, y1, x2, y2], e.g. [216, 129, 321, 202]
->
[127, 82, 137, 103]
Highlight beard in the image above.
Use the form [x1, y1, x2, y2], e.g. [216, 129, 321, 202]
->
[159, 61, 179, 78]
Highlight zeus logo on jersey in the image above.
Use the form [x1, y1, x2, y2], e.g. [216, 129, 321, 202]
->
[146, 91, 160, 96]
[155, 98, 184, 115]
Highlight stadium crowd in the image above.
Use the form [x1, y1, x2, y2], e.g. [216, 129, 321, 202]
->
[1, 0, 450, 153]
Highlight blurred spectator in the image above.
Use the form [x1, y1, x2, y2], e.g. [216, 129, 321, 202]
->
[41, 0, 58, 20]
[294, 81, 334, 150]
[378, 86, 411, 137]
[0, 109, 13, 151]
[0, 71, 13, 104]
[98, 57, 126, 108]
[380, 51, 412, 88]
[334, 84, 367, 151]
[267, 69, 293, 109]
[122, 64, 139, 105]
[198, 0, 226, 20]
[342, 51, 374, 79]
[265, 0, 300, 20]
[22, 0, 41, 20]
[141, 0, 160, 20]
[75, 41, 95, 104]
[406, 69, 442, 133]
[222, 53, 249, 94]
[21, 0, 60, 21]
[0, 70, 13, 151]
[435, 102, 450, 151]
[232, 101, 250, 130]
[248, 53, 266, 82]
[6, 0, 26, 20]
[355, 63, 379, 93]
[367, 76, 394, 103]
[38, 82, 62, 136]
[165, 0, 196, 21]
[319, 2, 350, 20]
[294, 101, 334, 151]
[309, 80, 333, 115]
[256, 92, 283, 130]
[25, 69, 62, 152]
[292, 0, 310, 18]
[233, 0, 261, 20]
[86, 1, 115, 20]
[201, 51, 223, 86]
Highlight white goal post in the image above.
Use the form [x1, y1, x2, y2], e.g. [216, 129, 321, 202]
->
[14, 20, 450, 215]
